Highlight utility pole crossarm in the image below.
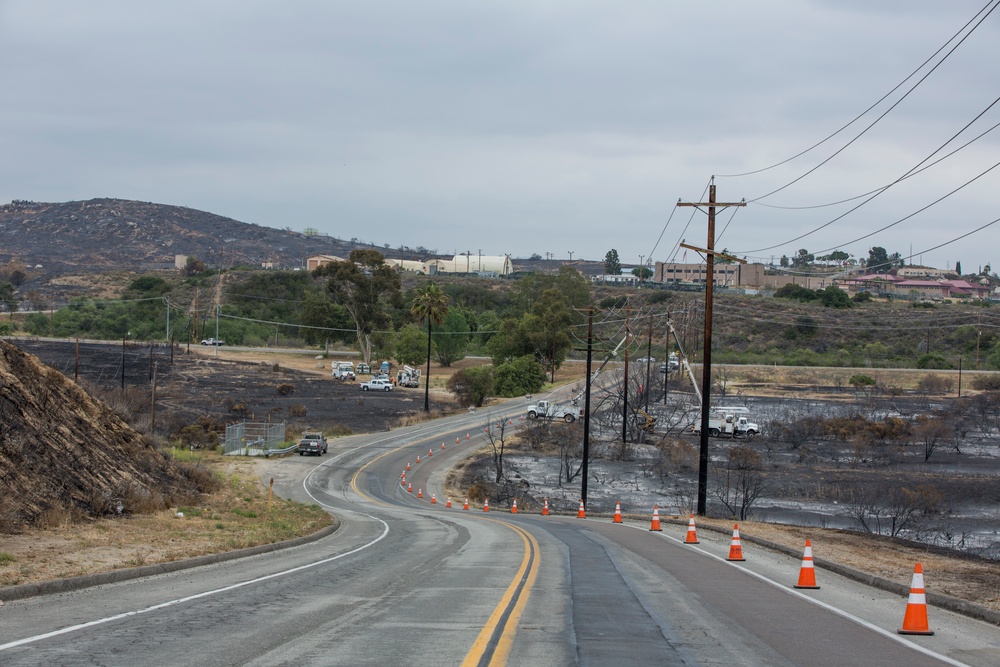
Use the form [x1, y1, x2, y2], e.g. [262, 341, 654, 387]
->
[679, 242, 747, 264]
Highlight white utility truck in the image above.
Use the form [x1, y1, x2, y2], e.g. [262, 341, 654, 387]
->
[526, 400, 584, 423]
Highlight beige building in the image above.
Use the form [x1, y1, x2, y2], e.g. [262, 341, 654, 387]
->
[305, 255, 347, 271]
[652, 262, 837, 290]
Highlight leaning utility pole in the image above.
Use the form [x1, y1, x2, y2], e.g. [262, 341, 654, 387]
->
[581, 309, 594, 507]
[676, 180, 745, 516]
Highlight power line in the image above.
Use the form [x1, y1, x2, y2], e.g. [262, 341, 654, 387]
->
[716, 0, 1000, 180]
[753, 99, 1000, 212]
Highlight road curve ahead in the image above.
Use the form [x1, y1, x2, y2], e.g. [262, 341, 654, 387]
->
[2, 406, 999, 665]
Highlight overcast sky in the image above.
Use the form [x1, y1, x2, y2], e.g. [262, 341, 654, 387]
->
[2, 1, 998, 271]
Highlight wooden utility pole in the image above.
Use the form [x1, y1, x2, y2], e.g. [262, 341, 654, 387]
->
[676, 181, 745, 516]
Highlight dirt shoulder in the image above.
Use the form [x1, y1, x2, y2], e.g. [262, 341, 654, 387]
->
[0, 454, 332, 591]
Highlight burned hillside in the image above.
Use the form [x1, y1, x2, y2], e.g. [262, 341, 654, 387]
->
[0, 339, 217, 531]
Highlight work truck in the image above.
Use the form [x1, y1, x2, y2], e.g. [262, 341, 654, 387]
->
[526, 400, 584, 423]
[690, 407, 760, 439]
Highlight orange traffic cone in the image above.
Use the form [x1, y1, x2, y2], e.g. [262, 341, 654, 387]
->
[417, 488, 423, 499]
[898, 563, 934, 635]
[483, 499, 490, 512]
[612, 502, 623, 524]
[577, 499, 586, 519]
[684, 514, 700, 544]
[406, 462, 411, 471]
[649, 505, 662, 531]
[542, 498, 549, 516]
[511, 499, 518, 514]
[794, 540, 819, 589]
[463, 497, 470, 511]
[431, 493, 437, 504]
[441, 442, 446, 449]
[428, 448, 433, 457]
[407, 483, 412, 493]
[466, 433, 470, 440]
[416, 455, 421, 464]
[456, 436, 460, 444]
[446, 497, 452, 508]
[727, 524, 746, 561]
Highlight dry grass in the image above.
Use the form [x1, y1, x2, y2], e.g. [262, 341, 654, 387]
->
[0, 455, 332, 588]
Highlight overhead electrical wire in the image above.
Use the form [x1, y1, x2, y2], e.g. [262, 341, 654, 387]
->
[808, 159, 1000, 257]
[667, 179, 712, 264]
[737, 116, 1000, 256]
[715, 0, 1000, 180]
[753, 101, 1000, 211]
[746, 1, 998, 205]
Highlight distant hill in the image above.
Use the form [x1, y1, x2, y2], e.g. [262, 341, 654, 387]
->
[0, 198, 367, 276]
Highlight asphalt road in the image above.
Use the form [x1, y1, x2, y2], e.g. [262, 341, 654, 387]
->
[2, 404, 1000, 666]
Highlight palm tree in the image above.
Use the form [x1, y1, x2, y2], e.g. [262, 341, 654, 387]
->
[411, 282, 449, 411]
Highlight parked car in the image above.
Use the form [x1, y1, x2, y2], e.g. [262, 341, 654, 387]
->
[297, 432, 327, 456]
[200, 338, 224, 346]
[360, 378, 394, 392]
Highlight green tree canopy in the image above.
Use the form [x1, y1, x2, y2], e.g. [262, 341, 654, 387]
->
[300, 290, 354, 346]
[435, 309, 469, 366]
[314, 250, 402, 364]
[494, 355, 547, 396]
[867, 247, 890, 273]
[604, 249, 622, 275]
[393, 323, 428, 366]
[447, 366, 494, 407]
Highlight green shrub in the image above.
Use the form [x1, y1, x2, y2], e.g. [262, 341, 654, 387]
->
[849, 374, 876, 387]
[916, 353, 952, 369]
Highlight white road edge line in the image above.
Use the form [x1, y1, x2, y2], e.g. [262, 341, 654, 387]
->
[630, 522, 971, 667]
[1, 490, 389, 653]
[1, 408, 504, 654]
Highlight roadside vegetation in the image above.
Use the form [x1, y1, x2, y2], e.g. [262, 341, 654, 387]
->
[0, 453, 333, 588]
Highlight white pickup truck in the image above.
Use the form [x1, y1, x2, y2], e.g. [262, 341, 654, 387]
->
[360, 378, 394, 392]
[526, 400, 583, 423]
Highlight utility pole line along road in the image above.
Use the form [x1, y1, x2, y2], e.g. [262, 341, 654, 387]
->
[676, 180, 745, 516]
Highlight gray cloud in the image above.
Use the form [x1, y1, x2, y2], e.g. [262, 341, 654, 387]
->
[1, 0, 997, 269]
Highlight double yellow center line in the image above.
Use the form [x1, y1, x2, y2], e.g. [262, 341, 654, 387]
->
[348, 441, 541, 666]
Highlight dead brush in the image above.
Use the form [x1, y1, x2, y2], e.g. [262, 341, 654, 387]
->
[118, 483, 166, 515]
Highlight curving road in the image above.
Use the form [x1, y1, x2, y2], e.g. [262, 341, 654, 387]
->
[2, 405, 1000, 666]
